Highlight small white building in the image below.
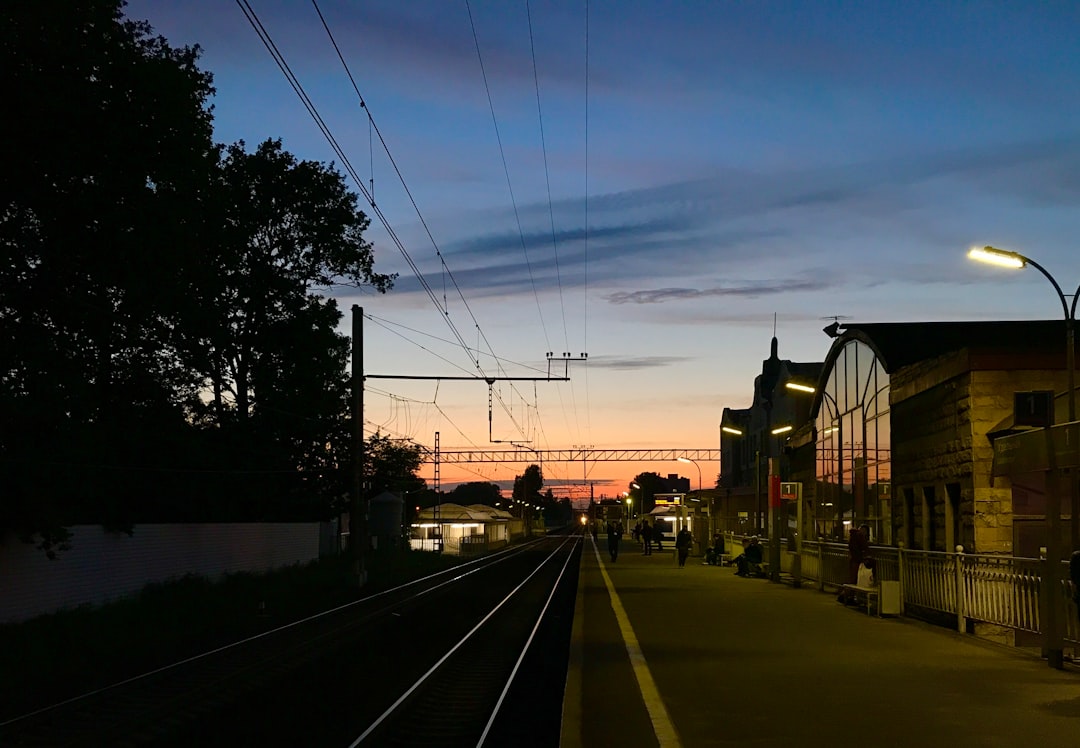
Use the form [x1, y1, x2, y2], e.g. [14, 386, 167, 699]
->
[411, 503, 517, 554]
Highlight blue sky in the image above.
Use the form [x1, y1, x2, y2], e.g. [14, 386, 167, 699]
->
[128, 0, 1080, 498]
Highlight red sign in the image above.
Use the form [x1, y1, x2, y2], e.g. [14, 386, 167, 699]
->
[769, 474, 782, 508]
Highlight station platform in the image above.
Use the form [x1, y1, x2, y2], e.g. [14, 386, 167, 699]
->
[560, 533, 1080, 748]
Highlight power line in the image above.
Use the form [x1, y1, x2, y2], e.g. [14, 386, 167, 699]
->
[463, 0, 552, 352]
[525, 0, 570, 354]
[236, 0, 481, 384]
[524, 0, 581, 456]
[364, 313, 549, 375]
[306, 0, 540, 444]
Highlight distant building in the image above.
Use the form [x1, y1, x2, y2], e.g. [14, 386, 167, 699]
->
[411, 503, 518, 555]
[718, 336, 823, 535]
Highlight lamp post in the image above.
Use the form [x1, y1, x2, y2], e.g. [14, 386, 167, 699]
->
[786, 381, 842, 539]
[677, 456, 702, 491]
[968, 247, 1078, 422]
[968, 245, 1080, 670]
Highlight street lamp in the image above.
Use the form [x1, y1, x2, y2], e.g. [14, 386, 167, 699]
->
[785, 380, 844, 541]
[677, 456, 702, 491]
[968, 244, 1080, 669]
[968, 246, 1079, 422]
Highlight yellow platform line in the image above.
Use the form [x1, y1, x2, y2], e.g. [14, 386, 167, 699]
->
[594, 542, 683, 748]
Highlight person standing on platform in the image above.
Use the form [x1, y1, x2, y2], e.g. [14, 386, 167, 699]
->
[676, 526, 693, 567]
[641, 520, 653, 555]
[607, 520, 623, 562]
[653, 521, 665, 552]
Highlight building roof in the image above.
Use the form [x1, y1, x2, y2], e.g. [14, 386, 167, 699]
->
[417, 503, 498, 522]
[833, 320, 1069, 372]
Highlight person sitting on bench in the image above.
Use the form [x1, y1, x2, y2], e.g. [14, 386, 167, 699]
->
[705, 532, 726, 565]
[735, 536, 763, 577]
[856, 556, 875, 588]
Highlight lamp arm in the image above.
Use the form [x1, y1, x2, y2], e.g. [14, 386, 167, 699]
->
[1071, 282, 1080, 321]
[1024, 256, 1070, 321]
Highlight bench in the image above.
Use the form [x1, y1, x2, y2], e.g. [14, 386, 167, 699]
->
[840, 580, 901, 616]
[703, 552, 732, 566]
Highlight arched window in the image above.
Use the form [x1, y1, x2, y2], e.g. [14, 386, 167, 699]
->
[815, 339, 891, 543]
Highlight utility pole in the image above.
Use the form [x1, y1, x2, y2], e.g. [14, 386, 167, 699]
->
[351, 305, 367, 588]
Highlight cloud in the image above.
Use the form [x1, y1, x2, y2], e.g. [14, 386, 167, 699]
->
[606, 279, 833, 305]
[583, 355, 693, 370]
[374, 136, 1080, 308]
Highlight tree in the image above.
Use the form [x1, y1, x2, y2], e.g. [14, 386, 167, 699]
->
[450, 482, 503, 506]
[361, 434, 426, 500]
[512, 464, 544, 519]
[631, 472, 665, 514]
[1, 0, 216, 551]
[187, 139, 394, 432]
[0, 3, 399, 549]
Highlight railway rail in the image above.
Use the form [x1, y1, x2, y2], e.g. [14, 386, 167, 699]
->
[1, 533, 582, 747]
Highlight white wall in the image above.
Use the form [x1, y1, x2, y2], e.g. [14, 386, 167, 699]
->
[0, 523, 323, 623]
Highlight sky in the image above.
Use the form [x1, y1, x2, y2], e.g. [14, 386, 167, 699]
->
[127, 0, 1080, 501]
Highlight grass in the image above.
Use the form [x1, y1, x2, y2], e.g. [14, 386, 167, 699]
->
[0, 548, 464, 718]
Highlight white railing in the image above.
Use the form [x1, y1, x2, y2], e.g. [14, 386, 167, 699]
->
[723, 532, 1079, 647]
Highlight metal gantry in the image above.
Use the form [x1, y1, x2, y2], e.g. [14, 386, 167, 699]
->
[434, 448, 719, 464]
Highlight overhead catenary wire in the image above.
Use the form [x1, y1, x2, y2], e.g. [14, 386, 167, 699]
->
[524, 0, 583, 454]
[364, 313, 551, 376]
[463, 0, 552, 354]
[242, 1, 578, 487]
[306, 0, 542, 446]
[582, 0, 592, 442]
[237, 0, 482, 386]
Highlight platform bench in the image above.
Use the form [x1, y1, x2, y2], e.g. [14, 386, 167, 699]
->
[840, 580, 901, 617]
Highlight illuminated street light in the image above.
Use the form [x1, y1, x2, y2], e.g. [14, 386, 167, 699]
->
[968, 245, 1079, 423]
[968, 245, 1025, 269]
[784, 381, 816, 394]
[677, 456, 702, 491]
[969, 244, 1080, 670]
[770, 425, 793, 435]
[721, 425, 744, 435]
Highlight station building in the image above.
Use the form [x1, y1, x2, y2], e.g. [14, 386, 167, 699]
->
[735, 319, 1076, 557]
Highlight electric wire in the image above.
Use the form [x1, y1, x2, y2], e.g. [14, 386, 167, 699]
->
[243, 0, 539, 473]
[524, 0, 582, 457]
[236, 0, 480, 387]
[308, 0, 538, 444]
[244, 1, 571, 487]
[364, 313, 549, 376]
[582, 0, 592, 444]
[463, 0, 552, 353]
[525, 0, 570, 354]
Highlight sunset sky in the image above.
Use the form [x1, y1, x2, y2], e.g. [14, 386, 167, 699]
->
[128, 0, 1080, 502]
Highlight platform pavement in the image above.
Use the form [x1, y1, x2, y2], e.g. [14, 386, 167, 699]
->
[560, 532, 1080, 748]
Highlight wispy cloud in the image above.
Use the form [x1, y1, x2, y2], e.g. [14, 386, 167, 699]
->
[584, 355, 693, 370]
[606, 279, 833, 305]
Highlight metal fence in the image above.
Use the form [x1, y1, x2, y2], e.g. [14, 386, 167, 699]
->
[725, 532, 1079, 649]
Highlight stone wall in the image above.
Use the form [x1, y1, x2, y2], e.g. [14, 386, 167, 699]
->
[890, 348, 1065, 554]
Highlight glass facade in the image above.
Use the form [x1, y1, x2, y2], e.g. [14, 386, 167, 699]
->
[815, 339, 892, 544]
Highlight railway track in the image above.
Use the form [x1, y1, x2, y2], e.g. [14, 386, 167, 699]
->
[1, 533, 582, 747]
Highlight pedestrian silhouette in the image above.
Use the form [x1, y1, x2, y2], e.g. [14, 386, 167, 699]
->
[607, 521, 624, 562]
[676, 527, 693, 567]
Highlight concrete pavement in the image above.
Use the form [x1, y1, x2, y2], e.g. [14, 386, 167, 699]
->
[561, 533, 1080, 747]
